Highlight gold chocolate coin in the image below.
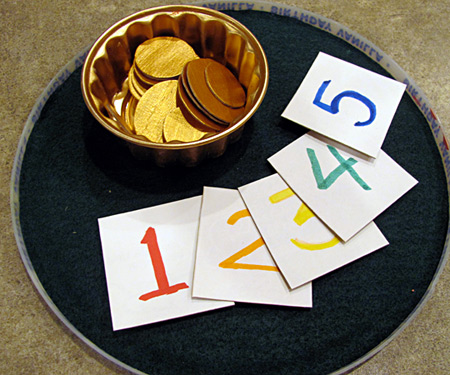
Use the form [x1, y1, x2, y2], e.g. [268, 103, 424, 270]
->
[185, 58, 245, 124]
[134, 80, 177, 143]
[205, 60, 246, 109]
[134, 37, 199, 80]
[163, 108, 211, 143]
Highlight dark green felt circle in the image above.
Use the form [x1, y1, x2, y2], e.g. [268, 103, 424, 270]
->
[18, 9, 448, 375]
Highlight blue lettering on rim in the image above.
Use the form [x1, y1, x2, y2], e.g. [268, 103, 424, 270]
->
[205, 2, 254, 10]
[270, 6, 331, 30]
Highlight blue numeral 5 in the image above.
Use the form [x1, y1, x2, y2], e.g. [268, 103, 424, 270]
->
[313, 80, 377, 126]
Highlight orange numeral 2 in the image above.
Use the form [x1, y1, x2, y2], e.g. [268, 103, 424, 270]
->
[219, 209, 278, 272]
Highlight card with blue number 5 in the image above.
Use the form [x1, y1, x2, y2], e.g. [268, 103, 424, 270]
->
[282, 52, 406, 158]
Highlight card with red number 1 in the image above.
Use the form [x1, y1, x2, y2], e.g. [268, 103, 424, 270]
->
[98, 196, 233, 331]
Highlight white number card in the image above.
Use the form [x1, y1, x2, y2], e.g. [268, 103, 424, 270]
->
[282, 52, 406, 158]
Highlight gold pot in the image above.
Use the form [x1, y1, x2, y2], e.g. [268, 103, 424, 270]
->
[81, 5, 268, 166]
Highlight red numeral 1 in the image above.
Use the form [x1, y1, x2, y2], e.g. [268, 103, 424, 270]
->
[139, 227, 189, 301]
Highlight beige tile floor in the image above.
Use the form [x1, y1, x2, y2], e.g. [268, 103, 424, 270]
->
[1, 1, 449, 374]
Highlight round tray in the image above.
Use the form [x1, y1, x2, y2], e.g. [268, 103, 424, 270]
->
[11, 2, 449, 374]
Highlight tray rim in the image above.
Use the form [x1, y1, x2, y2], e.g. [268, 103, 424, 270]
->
[9, 1, 450, 374]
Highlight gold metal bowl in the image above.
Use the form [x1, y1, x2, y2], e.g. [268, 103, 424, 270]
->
[81, 5, 268, 166]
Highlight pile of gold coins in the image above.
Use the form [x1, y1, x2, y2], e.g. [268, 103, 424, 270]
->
[125, 36, 247, 143]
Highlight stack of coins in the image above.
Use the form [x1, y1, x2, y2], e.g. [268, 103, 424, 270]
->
[124, 36, 247, 144]
[178, 58, 246, 130]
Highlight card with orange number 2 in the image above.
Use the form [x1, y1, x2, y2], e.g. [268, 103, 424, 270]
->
[192, 187, 312, 307]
